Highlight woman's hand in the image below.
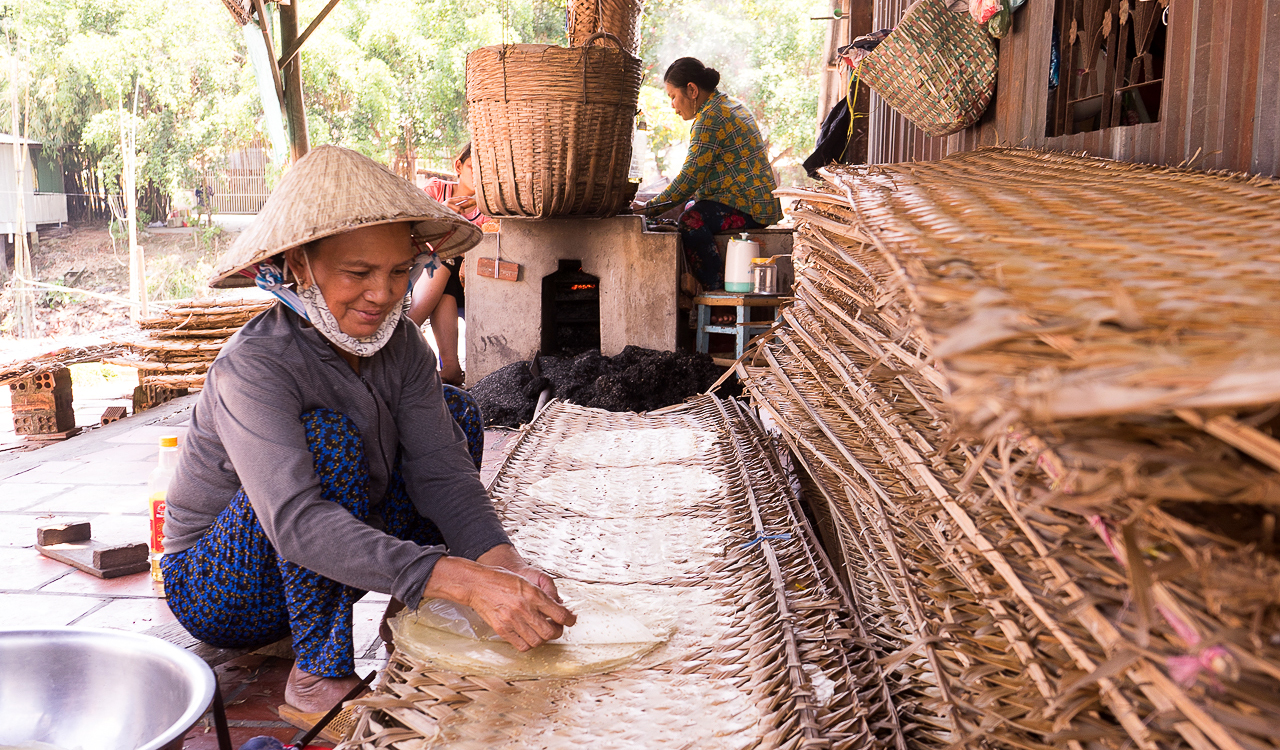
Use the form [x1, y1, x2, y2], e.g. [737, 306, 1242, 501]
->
[629, 199, 648, 214]
[477, 544, 562, 602]
[447, 195, 477, 214]
[425, 554, 576, 652]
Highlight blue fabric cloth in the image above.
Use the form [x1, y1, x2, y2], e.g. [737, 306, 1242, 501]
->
[442, 384, 483, 469]
[162, 408, 449, 678]
[678, 200, 764, 290]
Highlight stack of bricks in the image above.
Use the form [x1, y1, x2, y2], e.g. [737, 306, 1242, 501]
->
[10, 367, 78, 440]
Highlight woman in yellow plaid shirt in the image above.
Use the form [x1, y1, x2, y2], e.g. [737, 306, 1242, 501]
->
[635, 57, 783, 291]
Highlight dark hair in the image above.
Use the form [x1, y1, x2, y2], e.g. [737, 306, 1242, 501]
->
[455, 141, 472, 166]
[663, 57, 720, 92]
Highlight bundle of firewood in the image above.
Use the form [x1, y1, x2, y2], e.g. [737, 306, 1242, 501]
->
[109, 299, 274, 390]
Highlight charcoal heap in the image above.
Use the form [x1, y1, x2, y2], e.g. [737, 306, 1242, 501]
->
[470, 346, 733, 427]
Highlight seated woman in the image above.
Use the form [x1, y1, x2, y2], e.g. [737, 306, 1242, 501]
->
[161, 146, 573, 740]
[407, 142, 486, 386]
[634, 57, 783, 292]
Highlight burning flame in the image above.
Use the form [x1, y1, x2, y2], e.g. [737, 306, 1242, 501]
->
[569, 284, 598, 291]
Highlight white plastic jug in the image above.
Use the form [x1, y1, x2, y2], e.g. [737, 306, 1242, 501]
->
[724, 233, 761, 292]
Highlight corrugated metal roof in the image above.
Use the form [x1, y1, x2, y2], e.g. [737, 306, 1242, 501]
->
[0, 133, 41, 145]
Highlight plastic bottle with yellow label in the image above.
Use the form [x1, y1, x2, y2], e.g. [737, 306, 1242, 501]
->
[148, 435, 180, 584]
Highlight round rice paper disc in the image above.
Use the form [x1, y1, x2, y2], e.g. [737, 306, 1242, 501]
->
[390, 580, 676, 679]
[519, 465, 725, 517]
[553, 428, 718, 467]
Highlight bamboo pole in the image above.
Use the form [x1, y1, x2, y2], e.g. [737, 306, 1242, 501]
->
[278, 0, 309, 160]
[9, 37, 32, 337]
[123, 81, 147, 321]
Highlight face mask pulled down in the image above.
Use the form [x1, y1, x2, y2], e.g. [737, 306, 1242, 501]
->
[295, 251, 402, 358]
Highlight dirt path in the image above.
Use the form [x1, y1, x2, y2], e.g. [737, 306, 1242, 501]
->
[0, 223, 243, 339]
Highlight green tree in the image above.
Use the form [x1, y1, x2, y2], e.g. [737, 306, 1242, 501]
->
[295, 0, 568, 169]
[5, 0, 259, 217]
[637, 0, 827, 185]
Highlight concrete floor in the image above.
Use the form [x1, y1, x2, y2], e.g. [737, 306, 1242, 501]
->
[0, 392, 519, 747]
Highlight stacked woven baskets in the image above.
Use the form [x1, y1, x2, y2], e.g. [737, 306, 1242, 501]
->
[466, 32, 643, 218]
[740, 148, 1280, 750]
[568, 0, 644, 54]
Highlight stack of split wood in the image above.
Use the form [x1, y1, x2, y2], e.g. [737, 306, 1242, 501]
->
[110, 299, 274, 390]
[740, 149, 1280, 750]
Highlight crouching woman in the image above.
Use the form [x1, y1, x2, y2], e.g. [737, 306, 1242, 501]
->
[159, 146, 573, 738]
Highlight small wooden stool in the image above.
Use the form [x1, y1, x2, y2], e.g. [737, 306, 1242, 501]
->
[694, 293, 784, 358]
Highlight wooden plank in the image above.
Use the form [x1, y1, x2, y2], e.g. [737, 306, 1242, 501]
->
[278, 0, 342, 70]
[995, 5, 1027, 144]
[1252, 0, 1280, 175]
[1226, 0, 1265, 171]
[1159, 0, 1195, 165]
[36, 522, 149, 580]
[1184, 0, 1215, 168]
[1202, 0, 1234, 170]
[1022, 0, 1055, 142]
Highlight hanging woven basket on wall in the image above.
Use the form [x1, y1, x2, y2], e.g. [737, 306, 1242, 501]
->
[567, 0, 645, 55]
[859, 0, 998, 138]
[466, 32, 643, 218]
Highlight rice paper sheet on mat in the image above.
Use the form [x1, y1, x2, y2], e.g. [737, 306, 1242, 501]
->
[344, 396, 886, 750]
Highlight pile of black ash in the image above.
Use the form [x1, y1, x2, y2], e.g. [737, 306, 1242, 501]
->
[469, 346, 738, 427]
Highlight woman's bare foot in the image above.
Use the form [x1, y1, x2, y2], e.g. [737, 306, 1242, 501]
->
[284, 664, 362, 713]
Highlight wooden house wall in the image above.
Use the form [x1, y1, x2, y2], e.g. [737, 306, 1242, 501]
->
[866, 0, 1280, 177]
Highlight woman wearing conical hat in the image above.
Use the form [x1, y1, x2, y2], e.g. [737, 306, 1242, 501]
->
[160, 146, 575, 739]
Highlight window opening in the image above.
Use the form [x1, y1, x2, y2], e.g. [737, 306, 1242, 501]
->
[1047, 0, 1169, 137]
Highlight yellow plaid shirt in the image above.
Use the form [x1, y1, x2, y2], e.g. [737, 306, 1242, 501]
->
[652, 92, 783, 226]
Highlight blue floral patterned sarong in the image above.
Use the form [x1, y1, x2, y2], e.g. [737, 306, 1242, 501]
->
[162, 393, 481, 677]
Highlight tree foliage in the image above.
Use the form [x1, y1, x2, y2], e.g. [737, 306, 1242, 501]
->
[637, 0, 827, 184]
[7, 0, 827, 204]
[5, 0, 258, 204]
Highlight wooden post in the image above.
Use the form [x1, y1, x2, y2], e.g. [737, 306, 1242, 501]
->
[9, 42, 33, 338]
[123, 82, 147, 321]
[279, 1, 310, 161]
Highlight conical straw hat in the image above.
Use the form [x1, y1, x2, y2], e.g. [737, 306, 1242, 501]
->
[209, 145, 482, 288]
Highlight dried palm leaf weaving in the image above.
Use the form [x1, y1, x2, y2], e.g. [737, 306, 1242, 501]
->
[740, 147, 1280, 750]
[344, 396, 895, 749]
[108, 299, 274, 390]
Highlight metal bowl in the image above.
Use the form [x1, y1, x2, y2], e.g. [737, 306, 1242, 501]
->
[0, 628, 216, 750]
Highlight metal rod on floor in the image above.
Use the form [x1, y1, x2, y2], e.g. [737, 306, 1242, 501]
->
[293, 669, 376, 748]
[212, 682, 233, 750]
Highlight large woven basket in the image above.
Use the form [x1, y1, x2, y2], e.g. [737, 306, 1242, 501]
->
[859, 0, 997, 137]
[466, 33, 642, 218]
[568, 0, 644, 54]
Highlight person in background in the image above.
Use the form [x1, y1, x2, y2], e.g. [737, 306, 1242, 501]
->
[407, 143, 486, 386]
[633, 57, 783, 292]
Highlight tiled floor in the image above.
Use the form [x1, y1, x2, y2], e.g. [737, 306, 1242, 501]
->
[0, 392, 522, 748]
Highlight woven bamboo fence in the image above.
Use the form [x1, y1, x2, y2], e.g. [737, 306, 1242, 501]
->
[343, 396, 901, 749]
[109, 299, 274, 390]
[735, 148, 1280, 750]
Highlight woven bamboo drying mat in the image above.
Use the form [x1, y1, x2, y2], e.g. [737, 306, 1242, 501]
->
[819, 148, 1280, 432]
[738, 157, 1280, 750]
[344, 396, 893, 750]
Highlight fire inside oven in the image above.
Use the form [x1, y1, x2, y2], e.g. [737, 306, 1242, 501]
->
[541, 259, 601, 355]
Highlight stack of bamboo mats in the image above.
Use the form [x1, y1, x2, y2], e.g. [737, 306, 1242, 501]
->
[108, 299, 274, 390]
[740, 148, 1280, 750]
[345, 396, 882, 750]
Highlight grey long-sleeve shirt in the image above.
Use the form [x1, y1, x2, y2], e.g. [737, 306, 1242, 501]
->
[164, 303, 510, 609]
